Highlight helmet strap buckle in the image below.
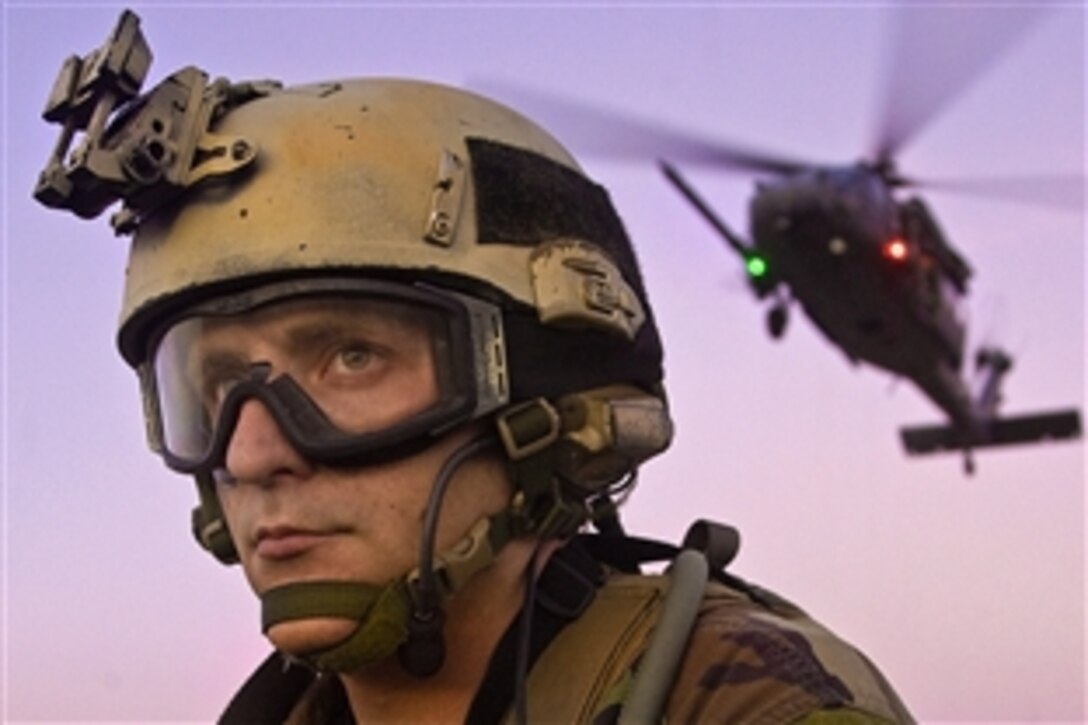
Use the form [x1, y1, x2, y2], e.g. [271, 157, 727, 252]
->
[496, 399, 588, 539]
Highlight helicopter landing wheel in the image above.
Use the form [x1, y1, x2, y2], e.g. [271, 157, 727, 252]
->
[767, 304, 788, 339]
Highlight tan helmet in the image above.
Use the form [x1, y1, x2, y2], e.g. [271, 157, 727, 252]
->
[114, 76, 671, 481]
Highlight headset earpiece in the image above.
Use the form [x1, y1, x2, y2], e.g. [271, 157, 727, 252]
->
[554, 386, 673, 492]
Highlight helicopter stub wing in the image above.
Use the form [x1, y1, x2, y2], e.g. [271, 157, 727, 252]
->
[900, 409, 1082, 455]
[659, 161, 750, 259]
[659, 161, 777, 303]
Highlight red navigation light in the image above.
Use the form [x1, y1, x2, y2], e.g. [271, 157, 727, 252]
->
[883, 238, 909, 262]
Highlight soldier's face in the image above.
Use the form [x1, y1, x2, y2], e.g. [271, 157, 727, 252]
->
[206, 299, 511, 655]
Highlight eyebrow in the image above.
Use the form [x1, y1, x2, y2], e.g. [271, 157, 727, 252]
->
[187, 325, 357, 391]
[279, 318, 378, 358]
[278, 301, 433, 352]
[191, 349, 248, 385]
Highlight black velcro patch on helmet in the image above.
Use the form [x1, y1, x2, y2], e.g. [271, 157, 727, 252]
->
[470, 138, 616, 243]
[503, 307, 664, 402]
[467, 136, 649, 301]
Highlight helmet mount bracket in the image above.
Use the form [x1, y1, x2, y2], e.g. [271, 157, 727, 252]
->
[424, 149, 466, 247]
[34, 10, 274, 234]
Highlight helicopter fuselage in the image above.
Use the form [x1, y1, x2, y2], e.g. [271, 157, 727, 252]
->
[749, 165, 975, 427]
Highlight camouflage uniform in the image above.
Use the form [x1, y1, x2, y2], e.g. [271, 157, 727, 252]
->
[666, 584, 911, 723]
[230, 540, 912, 724]
[518, 567, 912, 724]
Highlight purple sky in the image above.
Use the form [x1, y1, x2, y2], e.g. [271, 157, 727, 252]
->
[4, 4, 1084, 722]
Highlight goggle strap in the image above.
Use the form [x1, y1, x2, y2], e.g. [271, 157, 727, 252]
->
[258, 512, 513, 673]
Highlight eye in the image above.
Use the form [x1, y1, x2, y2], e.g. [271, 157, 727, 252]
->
[332, 345, 375, 373]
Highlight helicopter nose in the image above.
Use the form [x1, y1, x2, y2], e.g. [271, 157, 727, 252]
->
[750, 178, 865, 266]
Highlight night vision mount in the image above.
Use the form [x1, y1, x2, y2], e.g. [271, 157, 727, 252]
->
[34, 9, 277, 234]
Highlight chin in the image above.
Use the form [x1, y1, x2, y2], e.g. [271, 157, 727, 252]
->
[267, 617, 358, 655]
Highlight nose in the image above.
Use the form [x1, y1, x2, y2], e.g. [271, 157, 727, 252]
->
[223, 398, 314, 484]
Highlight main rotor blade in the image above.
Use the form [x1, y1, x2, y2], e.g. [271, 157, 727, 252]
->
[474, 80, 813, 176]
[871, 5, 1053, 162]
[910, 173, 1085, 212]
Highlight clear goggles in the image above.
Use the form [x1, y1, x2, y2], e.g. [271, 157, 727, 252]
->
[141, 278, 508, 475]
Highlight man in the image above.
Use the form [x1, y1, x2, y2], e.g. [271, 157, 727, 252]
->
[34, 11, 911, 723]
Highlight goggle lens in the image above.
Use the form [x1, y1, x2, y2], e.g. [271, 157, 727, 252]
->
[148, 285, 498, 472]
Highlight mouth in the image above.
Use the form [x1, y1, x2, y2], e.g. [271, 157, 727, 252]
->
[254, 525, 342, 560]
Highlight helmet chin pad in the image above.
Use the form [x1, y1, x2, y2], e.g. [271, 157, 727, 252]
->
[261, 579, 413, 673]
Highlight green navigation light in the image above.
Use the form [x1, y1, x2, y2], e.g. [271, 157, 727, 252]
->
[746, 255, 768, 278]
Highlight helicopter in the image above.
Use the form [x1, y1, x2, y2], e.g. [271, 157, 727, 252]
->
[657, 158, 1080, 474]
[478, 5, 1083, 473]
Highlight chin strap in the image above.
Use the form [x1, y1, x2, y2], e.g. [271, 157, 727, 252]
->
[262, 580, 412, 672]
[254, 507, 521, 674]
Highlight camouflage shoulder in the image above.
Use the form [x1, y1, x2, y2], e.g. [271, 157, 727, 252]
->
[664, 579, 915, 724]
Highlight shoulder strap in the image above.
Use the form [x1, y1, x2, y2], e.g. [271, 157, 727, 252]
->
[516, 522, 743, 724]
[517, 574, 669, 724]
[467, 538, 604, 725]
